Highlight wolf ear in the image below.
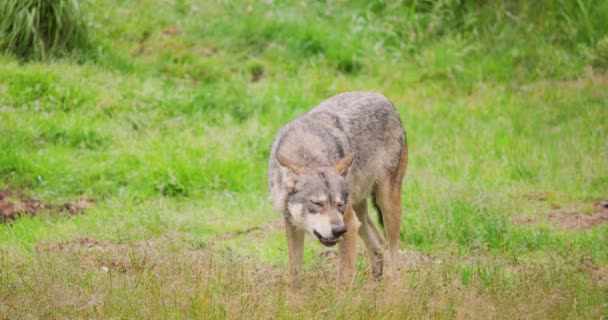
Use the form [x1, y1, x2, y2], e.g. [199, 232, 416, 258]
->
[277, 154, 315, 176]
[277, 154, 314, 194]
[332, 153, 354, 177]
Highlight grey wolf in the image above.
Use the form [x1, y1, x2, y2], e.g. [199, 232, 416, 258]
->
[267, 92, 408, 287]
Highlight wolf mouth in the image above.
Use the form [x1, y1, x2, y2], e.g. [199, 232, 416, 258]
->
[313, 230, 340, 247]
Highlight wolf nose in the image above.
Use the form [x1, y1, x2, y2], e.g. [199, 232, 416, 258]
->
[332, 226, 347, 238]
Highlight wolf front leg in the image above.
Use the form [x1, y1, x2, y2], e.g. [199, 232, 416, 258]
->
[337, 204, 361, 286]
[285, 218, 305, 289]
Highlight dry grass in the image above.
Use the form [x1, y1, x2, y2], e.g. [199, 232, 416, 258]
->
[1, 235, 606, 319]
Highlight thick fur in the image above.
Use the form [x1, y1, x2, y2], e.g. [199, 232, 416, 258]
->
[268, 92, 408, 287]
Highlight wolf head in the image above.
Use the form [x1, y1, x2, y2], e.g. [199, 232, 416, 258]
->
[277, 154, 354, 247]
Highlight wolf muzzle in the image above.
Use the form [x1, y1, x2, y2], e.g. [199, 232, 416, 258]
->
[313, 227, 346, 247]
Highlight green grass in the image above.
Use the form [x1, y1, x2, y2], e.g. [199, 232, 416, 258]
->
[1, 0, 608, 318]
[0, 0, 90, 59]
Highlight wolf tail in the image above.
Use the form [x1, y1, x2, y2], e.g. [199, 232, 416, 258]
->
[371, 193, 384, 229]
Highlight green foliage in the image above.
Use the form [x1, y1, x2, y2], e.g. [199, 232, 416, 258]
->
[0, 0, 90, 59]
[343, 0, 608, 82]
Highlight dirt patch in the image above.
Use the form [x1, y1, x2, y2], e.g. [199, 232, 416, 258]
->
[549, 200, 608, 230]
[0, 188, 94, 222]
[513, 199, 608, 230]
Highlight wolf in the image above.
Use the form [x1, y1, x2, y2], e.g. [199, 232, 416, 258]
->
[268, 92, 408, 288]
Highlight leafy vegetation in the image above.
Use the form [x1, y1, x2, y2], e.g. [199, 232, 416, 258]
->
[0, 0, 90, 59]
[0, 0, 607, 318]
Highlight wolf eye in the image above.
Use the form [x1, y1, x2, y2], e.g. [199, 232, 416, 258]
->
[310, 200, 324, 207]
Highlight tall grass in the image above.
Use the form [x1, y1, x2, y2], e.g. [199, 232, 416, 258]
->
[358, 0, 608, 77]
[363, 0, 608, 44]
[0, 0, 90, 60]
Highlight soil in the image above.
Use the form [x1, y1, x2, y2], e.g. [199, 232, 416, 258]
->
[549, 200, 608, 230]
[514, 199, 608, 230]
[0, 188, 93, 223]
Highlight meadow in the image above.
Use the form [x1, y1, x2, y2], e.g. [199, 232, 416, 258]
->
[1, 0, 608, 318]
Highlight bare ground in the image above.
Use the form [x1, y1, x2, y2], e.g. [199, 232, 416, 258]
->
[513, 198, 608, 230]
[549, 200, 608, 230]
[0, 188, 94, 222]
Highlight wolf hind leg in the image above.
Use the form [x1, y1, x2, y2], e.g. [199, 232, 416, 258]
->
[374, 180, 402, 276]
[374, 145, 408, 275]
[354, 200, 385, 279]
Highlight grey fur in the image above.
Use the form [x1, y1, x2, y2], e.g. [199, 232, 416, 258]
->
[267, 91, 408, 285]
[269, 91, 405, 212]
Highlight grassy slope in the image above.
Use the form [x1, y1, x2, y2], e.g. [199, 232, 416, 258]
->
[1, 0, 608, 318]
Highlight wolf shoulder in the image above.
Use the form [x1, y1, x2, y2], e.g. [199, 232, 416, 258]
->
[310, 91, 404, 140]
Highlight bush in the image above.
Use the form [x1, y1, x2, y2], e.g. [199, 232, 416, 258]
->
[0, 0, 90, 60]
